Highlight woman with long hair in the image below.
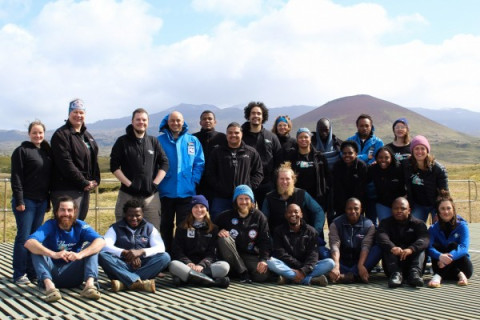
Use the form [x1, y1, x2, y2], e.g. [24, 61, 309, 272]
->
[402, 135, 448, 222]
[427, 192, 473, 287]
[169, 195, 230, 287]
[11, 120, 52, 284]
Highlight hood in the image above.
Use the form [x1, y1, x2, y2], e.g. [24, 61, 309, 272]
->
[158, 114, 189, 136]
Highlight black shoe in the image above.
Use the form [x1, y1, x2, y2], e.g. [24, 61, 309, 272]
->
[172, 276, 183, 287]
[388, 272, 403, 288]
[239, 272, 252, 284]
[188, 270, 216, 286]
[408, 272, 424, 287]
[214, 277, 230, 288]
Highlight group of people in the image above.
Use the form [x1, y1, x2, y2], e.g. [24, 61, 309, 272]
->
[10, 99, 473, 303]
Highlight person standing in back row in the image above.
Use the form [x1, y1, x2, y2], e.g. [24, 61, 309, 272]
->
[241, 102, 282, 209]
[157, 111, 205, 253]
[110, 108, 169, 231]
[50, 99, 100, 221]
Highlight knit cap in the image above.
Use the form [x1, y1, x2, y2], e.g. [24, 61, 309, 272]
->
[191, 195, 209, 211]
[232, 185, 254, 203]
[296, 127, 312, 137]
[68, 99, 85, 115]
[392, 118, 408, 129]
[410, 135, 430, 153]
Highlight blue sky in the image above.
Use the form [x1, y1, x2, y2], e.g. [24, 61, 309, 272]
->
[0, 0, 479, 130]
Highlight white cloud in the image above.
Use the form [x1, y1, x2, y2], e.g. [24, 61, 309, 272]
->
[0, 0, 479, 130]
[192, 0, 265, 16]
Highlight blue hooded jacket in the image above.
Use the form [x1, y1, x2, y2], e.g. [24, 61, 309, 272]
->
[348, 126, 384, 165]
[157, 114, 205, 198]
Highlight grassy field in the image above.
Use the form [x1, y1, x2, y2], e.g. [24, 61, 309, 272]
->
[0, 162, 479, 242]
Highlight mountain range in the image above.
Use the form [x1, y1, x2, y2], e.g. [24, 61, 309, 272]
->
[1, 95, 479, 164]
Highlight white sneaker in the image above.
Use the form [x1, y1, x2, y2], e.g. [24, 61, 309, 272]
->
[15, 275, 31, 285]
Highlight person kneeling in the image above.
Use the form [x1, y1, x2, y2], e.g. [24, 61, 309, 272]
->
[99, 199, 171, 293]
[267, 204, 334, 286]
[169, 195, 230, 288]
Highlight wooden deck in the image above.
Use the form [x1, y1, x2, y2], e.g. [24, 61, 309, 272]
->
[0, 224, 479, 320]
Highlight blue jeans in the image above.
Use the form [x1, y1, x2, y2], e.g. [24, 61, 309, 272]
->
[411, 204, 435, 222]
[339, 245, 382, 276]
[267, 257, 335, 284]
[12, 198, 47, 280]
[31, 253, 99, 288]
[99, 251, 171, 287]
[375, 203, 392, 222]
[210, 197, 233, 221]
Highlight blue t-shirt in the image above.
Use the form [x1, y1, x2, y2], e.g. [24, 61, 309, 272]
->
[28, 219, 102, 262]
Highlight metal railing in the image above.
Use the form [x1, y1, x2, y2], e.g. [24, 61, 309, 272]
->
[0, 178, 478, 242]
[1, 178, 121, 242]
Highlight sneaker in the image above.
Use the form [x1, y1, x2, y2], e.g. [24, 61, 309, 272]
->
[111, 280, 126, 292]
[428, 274, 442, 288]
[310, 275, 328, 287]
[129, 280, 156, 293]
[14, 274, 31, 285]
[172, 276, 183, 287]
[408, 271, 424, 287]
[388, 272, 403, 288]
[239, 272, 252, 284]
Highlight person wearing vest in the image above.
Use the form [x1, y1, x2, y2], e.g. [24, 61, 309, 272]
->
[328, 198, 381, 284]
[99, 199, 171, 293]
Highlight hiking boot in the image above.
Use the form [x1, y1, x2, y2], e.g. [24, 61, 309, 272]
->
[111, 280, 126, 292]
[408, 271, 424, 287]
[214, 277, 230, 288]
[129, 279, 156, 293]
[310, 275, 328, 287]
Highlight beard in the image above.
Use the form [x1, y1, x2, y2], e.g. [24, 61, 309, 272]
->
[57, 217, 75, 230]
[277, 183, 295, 198]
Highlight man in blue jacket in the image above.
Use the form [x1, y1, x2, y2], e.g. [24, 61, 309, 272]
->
[348, 114, 384, 223]
[158, 111, 205, 252]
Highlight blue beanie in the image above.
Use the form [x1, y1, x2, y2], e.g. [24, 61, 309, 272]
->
[68, 99, 85, 115]
[392, 118, 408, 129]
[296, 127, 312, 138]
[191, 195, 209, 211]
[232, 185, 254, 203]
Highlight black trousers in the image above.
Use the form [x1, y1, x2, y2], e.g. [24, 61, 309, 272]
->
[431, 242, 474, 279]
[160, 196, 192, 253]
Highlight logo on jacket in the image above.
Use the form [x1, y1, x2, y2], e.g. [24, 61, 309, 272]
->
[411, 173, 424, 186]
[264, 139, 271, 144]
[148, 149, 154, 155]
[230, 229, 239, 239]
[141, 236, 148, 243]
[188, 142, 195, 155]
[187, 228, 195, 238]
[231, 218, 239, 225]
[454, 233, 459, 238]
[248, 229, 258, 239]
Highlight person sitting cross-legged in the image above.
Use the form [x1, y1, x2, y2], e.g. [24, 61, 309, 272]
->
[24, 196, 105, 303]
[328, 198, 381, 284]
[267, 204, 335, 286]
[99, 199, 171, 293]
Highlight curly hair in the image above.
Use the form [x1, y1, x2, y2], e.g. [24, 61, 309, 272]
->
[244, 101, 269, 123]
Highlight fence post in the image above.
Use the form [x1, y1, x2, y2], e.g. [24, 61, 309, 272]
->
[468, 179, 472, 223]
[3, 179, 6, 243]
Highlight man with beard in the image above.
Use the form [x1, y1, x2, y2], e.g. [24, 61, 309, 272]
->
[267, 204, 335, 286]
[328, 198, 381, 284]
[99, 199, 171, 293]
[193, 110, 227, 203]
[215, 185, 271, 283]
[110, 108, 169, 231]
[206, 122, 263, 219]
[348, 114, 384, 224]
[377, 197, 429, 288]
[241, 102, 282, 209]
[262, 163, 326, 242]
[25, 196, 105, 302]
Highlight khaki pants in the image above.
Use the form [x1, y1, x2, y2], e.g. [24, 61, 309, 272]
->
[114, 190, 161, 231]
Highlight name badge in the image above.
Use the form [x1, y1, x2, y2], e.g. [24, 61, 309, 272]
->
[187, 228, 195, 238]
[188, 142, 195, 155]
